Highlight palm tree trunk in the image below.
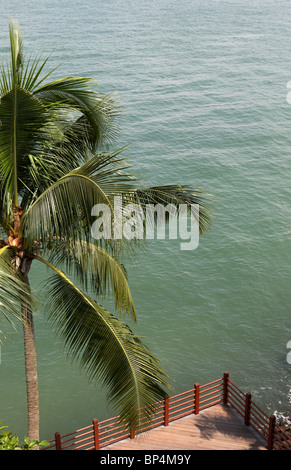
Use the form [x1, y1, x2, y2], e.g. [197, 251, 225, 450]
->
[21, 257, 39, 442]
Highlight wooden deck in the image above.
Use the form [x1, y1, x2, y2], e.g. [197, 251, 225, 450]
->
[103, 405, 267, 451]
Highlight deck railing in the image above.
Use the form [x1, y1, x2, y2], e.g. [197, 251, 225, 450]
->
[42, 372, 291, 450]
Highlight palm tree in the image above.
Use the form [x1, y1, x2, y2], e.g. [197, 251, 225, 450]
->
[0, 20, 213, 442]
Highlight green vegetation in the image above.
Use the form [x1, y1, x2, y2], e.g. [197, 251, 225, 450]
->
[0, 20, 212, 444]
[0, 422, 49, 450]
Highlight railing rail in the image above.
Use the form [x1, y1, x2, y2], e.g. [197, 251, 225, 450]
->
[42, 372, 291, 450]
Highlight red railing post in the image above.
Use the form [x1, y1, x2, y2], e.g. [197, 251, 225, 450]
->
[194, 383, 200, 415]
[164, 396, 169, 426]
[55, 432, 62, 450]
[223, 371, 229, 405]
[267, 415, 276, 450]
[244, 392, 252, 426]
[130, 423, 135, 439]
[93, 419, 100, 450]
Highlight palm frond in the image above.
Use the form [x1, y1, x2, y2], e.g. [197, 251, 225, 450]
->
[34, 255, 170, 428]
[46, 238, 136, 320]
[8, 19, 24, 86]
[52, 148, 214, 235]
[20, 169, 117, 251]
[68, 148, 138, 191]
[0, 86, 56, 205]
[21, 53, 60, 93]
[118, 185, 214, 236]
[0, 246, 31, 340]
[34, 78, 120, 150]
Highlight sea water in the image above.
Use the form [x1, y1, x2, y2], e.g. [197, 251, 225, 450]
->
[0, 0, 291, 440]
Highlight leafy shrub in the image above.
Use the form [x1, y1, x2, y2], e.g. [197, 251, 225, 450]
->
[0, 422, 49, 450]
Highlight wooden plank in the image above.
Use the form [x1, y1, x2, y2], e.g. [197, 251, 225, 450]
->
[102, 405, 267, 451]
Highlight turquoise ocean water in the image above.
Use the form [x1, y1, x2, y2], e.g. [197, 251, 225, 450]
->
[0, 0, 291, 440]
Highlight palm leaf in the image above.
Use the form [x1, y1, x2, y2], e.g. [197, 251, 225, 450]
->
[21, 170, 116, 250]
[0, 245, 32, 340]
[46, 238, 137, 320]
[0, 86, 55, 206]
[53, 148, 214, 235]
[34, 255, 170, 428]
[8, 19, 24, 86]
[118, 185, 214, 236]
[34, 78, 120, 150]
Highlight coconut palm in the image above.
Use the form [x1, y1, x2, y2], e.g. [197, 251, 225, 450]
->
[0, 20, 213, 442]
